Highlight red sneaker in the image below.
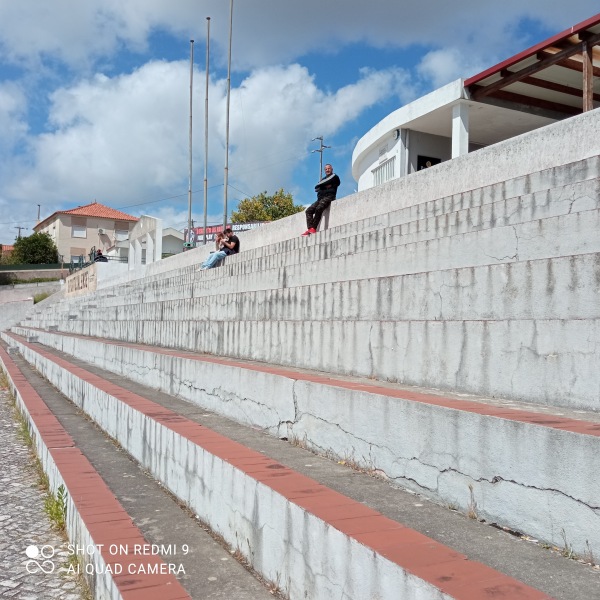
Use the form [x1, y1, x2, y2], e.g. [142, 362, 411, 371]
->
[301, 229, 313, 236]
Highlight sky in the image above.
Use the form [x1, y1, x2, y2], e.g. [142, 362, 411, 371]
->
[0, 1, 598, 244]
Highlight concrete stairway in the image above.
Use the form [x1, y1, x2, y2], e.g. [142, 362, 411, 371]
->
[21, 156, 600, 409]
[5, 110, 600, 598]
[2, 336, 599, 600]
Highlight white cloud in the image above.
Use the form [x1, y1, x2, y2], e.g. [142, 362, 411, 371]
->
[0, 0, 598, 241]
[0, 1, 597, 71]
[417, 48, 489, 89]
[0, 82, 28, 153]
[0, 60, 404, 239]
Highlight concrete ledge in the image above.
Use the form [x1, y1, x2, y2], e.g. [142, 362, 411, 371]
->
[1, 335, 551, 600]
[0, 344, 191, 600]
[16, 315, 599, 410]
[33, 254, 600, 324]
[6, 329, 599, 560]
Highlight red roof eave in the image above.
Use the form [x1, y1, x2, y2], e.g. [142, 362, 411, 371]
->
[465, 12, 600, 87]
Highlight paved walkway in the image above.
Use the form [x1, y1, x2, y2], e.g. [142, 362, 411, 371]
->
[0, 387, 84, 600]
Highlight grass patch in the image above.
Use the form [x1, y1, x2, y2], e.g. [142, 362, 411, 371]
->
[33, 292, 53, 304]
[0, 277, 61, 285]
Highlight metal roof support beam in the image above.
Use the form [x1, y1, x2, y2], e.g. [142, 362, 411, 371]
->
[582, 41, 594, 111]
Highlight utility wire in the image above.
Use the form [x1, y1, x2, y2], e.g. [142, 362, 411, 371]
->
[116, 183, 224, 210]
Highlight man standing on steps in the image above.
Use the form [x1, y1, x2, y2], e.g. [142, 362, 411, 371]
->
[302, 164, 341, 236]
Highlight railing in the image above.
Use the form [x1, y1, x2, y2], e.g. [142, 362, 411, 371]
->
[68, 250, 130, 274]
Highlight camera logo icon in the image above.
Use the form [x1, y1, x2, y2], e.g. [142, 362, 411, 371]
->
[25, 545, 56, 574]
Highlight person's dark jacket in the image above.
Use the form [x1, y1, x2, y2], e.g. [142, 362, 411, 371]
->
[223, 234, 240, 255]
[315, 172, 341, 201]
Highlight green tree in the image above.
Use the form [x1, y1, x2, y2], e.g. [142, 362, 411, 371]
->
[231, 189, 304, 223]
[12, 232, 59, 264]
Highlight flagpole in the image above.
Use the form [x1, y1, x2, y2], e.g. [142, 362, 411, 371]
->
[223, 0, 233, 229]
[187, 39, 194, 247]
[203, 18, 210, 245]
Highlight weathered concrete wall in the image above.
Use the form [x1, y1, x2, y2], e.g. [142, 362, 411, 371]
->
[0, 282, 61, 303]
[65, 262, 129, 298]
[4, 334, 459, 600]
[6, 329, 598, 560]
[0, 300, 34, 332]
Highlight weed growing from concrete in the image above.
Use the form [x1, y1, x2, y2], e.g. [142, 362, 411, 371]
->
[560, 528, 577, 560]
[583, 540, 596, 566]
[467, 483, 478, 520]
[44, 484, 68, 532]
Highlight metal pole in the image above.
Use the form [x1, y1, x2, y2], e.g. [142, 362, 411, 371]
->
[223, 0, 233, 230]
[311, 136, 330, 180]
[187, 40, 195, 248]
[203, 17, 210, 245]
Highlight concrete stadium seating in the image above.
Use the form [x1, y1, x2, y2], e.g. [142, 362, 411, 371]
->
[3, 108, 600, 599]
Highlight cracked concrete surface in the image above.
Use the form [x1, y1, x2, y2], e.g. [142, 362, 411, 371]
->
[6, 330, 600, 560]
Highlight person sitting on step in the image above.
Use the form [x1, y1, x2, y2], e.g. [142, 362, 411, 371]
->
[302, 163, 341, 236]
[199, 227, 240, 270]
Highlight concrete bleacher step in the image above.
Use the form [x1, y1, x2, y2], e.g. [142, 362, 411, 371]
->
[120, 154, 600, 286]
[0, 344, 272, 600]
[24, 206, 600, 317]
[18, 247, 600, 411]
[45, 193, 598, 316]
[96, 176, 600, 304]
[3, 337, 599, 600]
[45, 252, 600, 324]
[28, 155, 599, 319]
[4, 329, 599, 564]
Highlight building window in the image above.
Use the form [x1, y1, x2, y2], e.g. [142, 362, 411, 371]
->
[70, 246, 86, 263]
[372, 156, 396, 187]
[115, 229, 129, 242]
[71, 217, 87, 238]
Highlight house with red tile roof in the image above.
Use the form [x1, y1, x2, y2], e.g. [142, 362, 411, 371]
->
[0, 244, 14, 258]
[34, 201, 138, 263]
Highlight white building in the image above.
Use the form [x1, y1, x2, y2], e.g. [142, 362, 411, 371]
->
[34, 201, 138, 263]
[352, 14, 600, 191]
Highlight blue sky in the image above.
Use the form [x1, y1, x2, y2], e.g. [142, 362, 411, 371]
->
[0, 1, 598, 243]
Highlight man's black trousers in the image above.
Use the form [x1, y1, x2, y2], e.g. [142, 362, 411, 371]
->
[305, 197, 332, 230]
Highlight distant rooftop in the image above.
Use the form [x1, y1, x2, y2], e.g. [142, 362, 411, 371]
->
[35, 201, 138, 231]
